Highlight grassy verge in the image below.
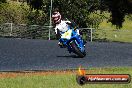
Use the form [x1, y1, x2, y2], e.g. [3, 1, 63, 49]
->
[94, 16, 132, 43]
[0, 67, 131, 88]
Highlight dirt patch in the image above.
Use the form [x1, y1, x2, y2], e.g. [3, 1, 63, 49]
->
[0, 70, 78, 78]
[0, 68, 108, 78]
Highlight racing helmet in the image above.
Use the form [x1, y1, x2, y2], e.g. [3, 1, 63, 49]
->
[52, 11, 61, 24]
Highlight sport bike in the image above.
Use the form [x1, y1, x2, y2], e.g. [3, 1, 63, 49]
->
[58, 26, 86, 58]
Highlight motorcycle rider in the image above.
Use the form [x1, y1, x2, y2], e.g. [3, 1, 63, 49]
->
[52, 9, 83, 47]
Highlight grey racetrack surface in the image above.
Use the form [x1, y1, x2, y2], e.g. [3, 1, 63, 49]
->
[0, 38, 132, 71]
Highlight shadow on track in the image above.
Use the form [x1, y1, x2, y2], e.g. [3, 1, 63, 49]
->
[57, 55, 81, 58]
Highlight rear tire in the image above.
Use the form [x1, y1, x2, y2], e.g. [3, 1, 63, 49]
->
[70, 41, 86, 58]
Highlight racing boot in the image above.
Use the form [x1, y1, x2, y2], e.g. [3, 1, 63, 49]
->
[58, 42, 66, 48]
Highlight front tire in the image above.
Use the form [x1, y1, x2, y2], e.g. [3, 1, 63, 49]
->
[70, 41, 86, 58]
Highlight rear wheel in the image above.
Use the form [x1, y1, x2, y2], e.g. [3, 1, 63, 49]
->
[70, 41, 86, 58]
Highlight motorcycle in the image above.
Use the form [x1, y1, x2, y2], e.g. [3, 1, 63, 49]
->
[58, 26, 86, 58]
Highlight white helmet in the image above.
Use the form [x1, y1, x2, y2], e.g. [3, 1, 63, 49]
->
[52, 11, 61, 24]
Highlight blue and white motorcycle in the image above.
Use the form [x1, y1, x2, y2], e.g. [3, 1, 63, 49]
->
[58, 26, 86, 58]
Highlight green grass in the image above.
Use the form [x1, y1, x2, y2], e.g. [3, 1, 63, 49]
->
[0, 67, 132, 88]
[94, 16, 132, 43]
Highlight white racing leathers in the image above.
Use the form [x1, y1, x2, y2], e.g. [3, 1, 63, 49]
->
[54, 20, 80, 35]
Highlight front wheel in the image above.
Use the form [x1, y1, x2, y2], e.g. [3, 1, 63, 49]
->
[70, 41, 86, 58]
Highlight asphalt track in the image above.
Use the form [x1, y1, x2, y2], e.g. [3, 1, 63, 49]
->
[0, 38, 132, 71]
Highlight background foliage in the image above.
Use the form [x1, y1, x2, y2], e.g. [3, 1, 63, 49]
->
[0, 2, 29, 24]
[0, 0, 132, 41]
[27, 0, 132, 28]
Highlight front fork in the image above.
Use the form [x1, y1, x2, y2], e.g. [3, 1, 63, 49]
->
[59, 34, 85, 53]
[74, 35, 85, 52]
[68, 37, 85, 53]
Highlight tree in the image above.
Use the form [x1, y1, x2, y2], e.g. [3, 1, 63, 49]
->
[101, 0, 132, 28]
[0, 0, 6, 3]
[27, 0, 43, 10]
[0, 2, 29, 24]
[27, 0, 101, 28]
[27, 0, 132, 28]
